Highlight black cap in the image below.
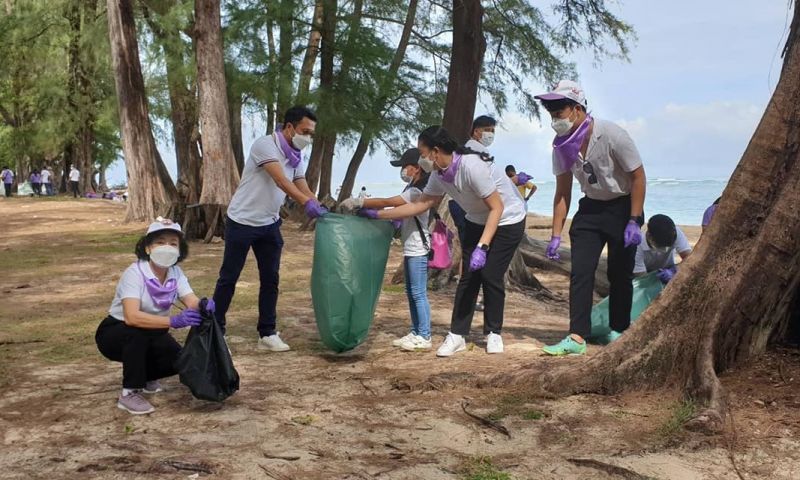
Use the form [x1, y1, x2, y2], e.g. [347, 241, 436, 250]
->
[390, 148, 421, 167]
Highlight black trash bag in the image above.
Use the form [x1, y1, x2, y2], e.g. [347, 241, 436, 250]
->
[174, 298, 239, 401]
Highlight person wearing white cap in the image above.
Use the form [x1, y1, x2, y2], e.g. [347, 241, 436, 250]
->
[95, 218, 212, 414]
[534, 80, 647, 356]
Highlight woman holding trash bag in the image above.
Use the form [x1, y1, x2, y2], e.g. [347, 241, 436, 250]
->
[95, 218, 213, 415]
[358, 126, 526, 357]
[341, 148, 433, 351]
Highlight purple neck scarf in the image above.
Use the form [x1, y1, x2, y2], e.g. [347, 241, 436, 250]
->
[438, 153, 462, 184]
[553, 115, 593, 173]
[275, 127, 302, 168]
[138, 263, 177, 310]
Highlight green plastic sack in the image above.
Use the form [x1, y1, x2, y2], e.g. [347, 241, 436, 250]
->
[588, 272, 664, 342]
[311, 214, 394, 352]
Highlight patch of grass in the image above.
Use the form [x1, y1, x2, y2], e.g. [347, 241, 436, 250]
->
[486, 393, 543, 421]
[291, 415, 315, 426]
[520, 409, 545, 420]
[657, 399, 696, 439]
[461, 457, 512, 480]
[381, 284, 405, 294]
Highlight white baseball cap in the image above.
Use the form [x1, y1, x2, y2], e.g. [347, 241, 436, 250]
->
[146, 217, 183, 236]
[534, 80, 587, 107]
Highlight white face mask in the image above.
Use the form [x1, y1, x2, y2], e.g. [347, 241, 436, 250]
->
[418, 156, 434, 173]
[551, 117, 574, 136]
[400, 168, 414, 183]
[480, 131, 495, 147]
[292, 134, 313, 150]
[149, 245, 180, 268]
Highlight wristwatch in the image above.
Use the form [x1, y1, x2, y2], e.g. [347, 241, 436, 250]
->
[477, 243, 490, 252]
[630, 215, 644, 227]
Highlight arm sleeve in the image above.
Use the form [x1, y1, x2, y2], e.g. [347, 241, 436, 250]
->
[117, 266, 145, 300]
[423, 174, 445, 197]
[175, 268, 194, 297]
[675, 227, 692, 253]
[633, 245, 647, 274]
[251, 136, 283, 167]
[552, 151, 569, 176]
[466, 161, 496, 199]
[610, 125, 643, 173]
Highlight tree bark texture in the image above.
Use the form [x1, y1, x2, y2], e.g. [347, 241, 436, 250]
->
[275, 0, 296, 118]
[194, 0, 239, 209]
[441, 0, 485, 143]
[336, 0, 418, 202]
[493, 5, 800, 432]
[106, 0, 178, 221]
[229, 93, 244, 174]
[295, 0, 323, 105]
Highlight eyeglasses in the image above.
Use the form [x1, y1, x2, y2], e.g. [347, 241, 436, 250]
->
[582, 160, 598, 185]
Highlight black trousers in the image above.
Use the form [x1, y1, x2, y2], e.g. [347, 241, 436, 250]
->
[70, 180, 79, 198]
[451, 219, 525, 336]
[95, 316, 181, 389]
[3, 184, 10, 197]
[568, 196, 636, 337]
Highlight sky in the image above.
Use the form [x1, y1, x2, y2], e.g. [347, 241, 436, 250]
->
[106, 0, 793, 188]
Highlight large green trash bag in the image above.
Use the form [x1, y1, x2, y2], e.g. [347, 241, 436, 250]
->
[588, 272, 664, 342]
[311, 214, 394, 352]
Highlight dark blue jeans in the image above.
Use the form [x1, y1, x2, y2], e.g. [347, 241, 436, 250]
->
[213, 217, 284, 337]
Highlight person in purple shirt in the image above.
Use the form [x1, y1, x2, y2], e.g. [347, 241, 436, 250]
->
[702, 197, 721, 232]
[1, 166, 14, 197]
[30, 170, 41, 196]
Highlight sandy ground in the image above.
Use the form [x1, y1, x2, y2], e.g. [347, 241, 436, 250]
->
[0, 198, 798, 480]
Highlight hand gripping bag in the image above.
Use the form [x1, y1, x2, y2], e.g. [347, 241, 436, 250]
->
[312, 214, 394, 352]
[427, 219, 454, 270]
[588, 272, 664, 342]
[174, 299, 240, 401]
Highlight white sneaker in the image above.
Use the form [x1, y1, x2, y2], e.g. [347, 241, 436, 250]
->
[486, 332, 504, 354]
[399, 335, 433, 351]
[392, 332, 416, 348]
[258, 333, 290, 352]
[436, 332, 467, 357]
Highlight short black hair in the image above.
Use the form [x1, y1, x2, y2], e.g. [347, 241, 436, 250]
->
[540, 98, 585, 113]
[134, 231, 189, 263]
[647, 214, 677, 248]
[283, 105, 317, 126]
[472, 115, 497, 131]
[361, 186, 366, 190]
[418, 126, 459, 154]
[505, 165, 517, 175]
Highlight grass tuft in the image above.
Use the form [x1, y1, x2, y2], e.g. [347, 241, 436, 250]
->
[461, 457, 512, 480]
[657, 399, 696, 439]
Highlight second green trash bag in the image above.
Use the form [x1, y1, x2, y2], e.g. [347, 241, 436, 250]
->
[311, 214, 394, 352]
[588, 272, 664, 343]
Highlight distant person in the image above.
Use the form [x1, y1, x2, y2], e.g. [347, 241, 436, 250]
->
[69, 165, 80, 198]
[505, 164, 537, 201]
[213, 106, 327, 351]
[40, 166, 52, 196]
[95, 219, 211, 415]
[535, 80, 647, 355]
[359, 126, 527, 357]
[344, 149, 433, 351]
[702, 197, 721, 232]
[358, 186, 369, 200]
[1, 166, 13, 197]
[634, 214, 692, 284]
[29, 170, 41, 196]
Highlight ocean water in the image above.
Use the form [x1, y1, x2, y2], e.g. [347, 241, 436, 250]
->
[354, 178, 727, 226]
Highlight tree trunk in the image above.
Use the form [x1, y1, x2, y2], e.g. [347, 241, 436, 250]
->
[194, 0, 239, 239]
[493, 5, 800, 433]
[336, 0, 418, 202]
[265, 8, 277, 133]
[295, 0, 323, 104]
[99, 165, 108, 191]
[441, 0, 485, 143]
[275, 0, 296, 118]
[106, 0, 178, 221]
[229, 93, 244, 174]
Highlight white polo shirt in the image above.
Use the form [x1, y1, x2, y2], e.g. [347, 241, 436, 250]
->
[424, 154, 526, 226]
[226, 132, 306, 227]
[108, 261, 193, 321]
[399, 185, 430, 257]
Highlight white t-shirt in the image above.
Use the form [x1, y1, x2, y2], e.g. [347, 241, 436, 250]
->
[424, 154, 526, 226]
[226, 133, 306, 227]
[634, 226, 692, 274]
[108, 261, 193, 321]
[553, 119, 642, 201]
[69, 168, 80, 182]
[399, 185, 430, 257]
[40, 170, 51, 183]
[464, 138, 488, 153]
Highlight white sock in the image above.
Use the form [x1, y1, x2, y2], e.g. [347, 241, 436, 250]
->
[122, 388, 138, 396]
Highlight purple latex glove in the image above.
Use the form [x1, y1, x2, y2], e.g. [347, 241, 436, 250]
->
[357, 208, 379, 219]
[304, 199, 328, 219]
[469, 248, 487, 271]
[203, 298, 215, 313]
[170, 308, 202, 329]
[656, 266, 677, 284]
[546, 236, 561, 261]
[516, 172, 533, 185]
[623, 221, 643, 248]
[391, 219, 403, 230]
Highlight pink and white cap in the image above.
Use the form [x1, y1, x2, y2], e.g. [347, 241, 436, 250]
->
[146, 216, 183, 236]
[534, 80, 587, 107]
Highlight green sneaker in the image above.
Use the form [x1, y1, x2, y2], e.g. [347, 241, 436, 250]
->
[604, 330, 622, 344]
[542, 336, 586, 356]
